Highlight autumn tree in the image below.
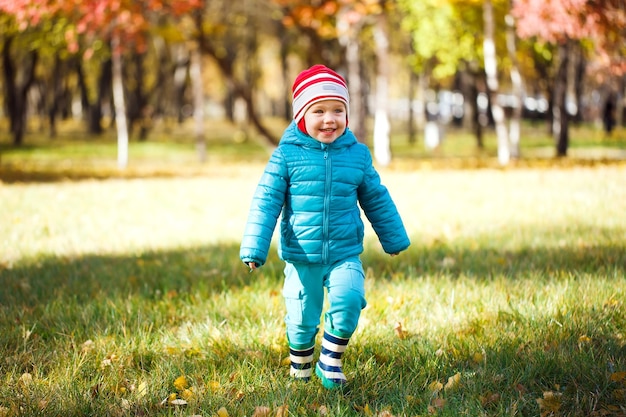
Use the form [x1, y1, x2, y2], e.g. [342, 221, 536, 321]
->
[512, 0, 626, 156]
[0, 0, 201, 167]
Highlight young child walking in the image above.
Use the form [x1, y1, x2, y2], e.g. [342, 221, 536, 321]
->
[240, 64, 410, 389]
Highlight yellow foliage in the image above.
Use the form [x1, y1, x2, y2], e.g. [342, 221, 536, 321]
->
[173, 375, 189, 391]
[216, 406, 229, 417]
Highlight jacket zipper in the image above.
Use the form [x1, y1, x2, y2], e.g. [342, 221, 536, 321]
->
[322, 144, 330, 264]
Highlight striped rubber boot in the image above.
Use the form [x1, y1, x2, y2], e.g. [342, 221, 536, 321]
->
[315, 331, 349, 389]
[289, 345, 314, 381]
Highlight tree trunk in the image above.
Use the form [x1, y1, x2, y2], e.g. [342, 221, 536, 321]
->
[195, 11, 278, 147]
[618, 74, 625, 127]
[505, 7, 522, 159]
[483, 0, 510, 165]
[571, 42, 586, 125]
[553, 40, 570, 157]
[76, 57, 111, 135]
[470, 70, 485, 149]
[47, 53, 63, 138]
[190, 45, 206, 163]
[173, 44, 189, 124]
[2, 36, 38, 146]
[127, 51, 150, 141]
[372, 9, 391, 166]
[407, 70, 418, 145]
[111, 33, 129, 169]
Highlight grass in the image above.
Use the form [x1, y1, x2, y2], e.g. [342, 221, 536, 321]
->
[0, 119, 626, 416]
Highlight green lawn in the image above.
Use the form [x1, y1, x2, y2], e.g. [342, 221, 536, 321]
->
[1, 122, 625, 416]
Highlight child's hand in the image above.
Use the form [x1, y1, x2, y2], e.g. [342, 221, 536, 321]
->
[390, 253, 399, 257]
[247, 262, 259, 271]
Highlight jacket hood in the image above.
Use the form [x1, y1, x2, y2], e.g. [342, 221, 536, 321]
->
[280, 120, 357, 150]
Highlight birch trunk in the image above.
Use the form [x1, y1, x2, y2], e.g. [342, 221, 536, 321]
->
[483, 0, 510, 165]
[111, 32, 129, 169]
[505, 9, 522, 159]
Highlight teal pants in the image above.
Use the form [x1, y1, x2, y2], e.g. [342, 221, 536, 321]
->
[282, 256, 367, 349]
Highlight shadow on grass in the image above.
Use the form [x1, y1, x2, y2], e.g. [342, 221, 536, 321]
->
[1, 237, 624, 309]
[0, 238, 625, 415]
[2, 154, 626, 184]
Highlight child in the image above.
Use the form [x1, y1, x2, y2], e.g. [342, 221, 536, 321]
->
[240, 64, 410, 389]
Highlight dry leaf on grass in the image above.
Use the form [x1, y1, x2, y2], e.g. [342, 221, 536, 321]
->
[536, 391, 562, 416]
[444, 373, 461, 391]
[428, 380, 443, 394]
[394, 322, 409, 339]
[428, 397, 446, 414]
[251, 406, 271, 417]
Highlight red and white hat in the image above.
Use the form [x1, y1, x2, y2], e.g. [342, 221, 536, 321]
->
[292, 65, 349, 133]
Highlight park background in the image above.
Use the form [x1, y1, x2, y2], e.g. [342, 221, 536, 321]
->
[1, 1, 626, 416]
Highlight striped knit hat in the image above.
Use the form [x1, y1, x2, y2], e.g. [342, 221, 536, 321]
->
[292, 65, 349, 134]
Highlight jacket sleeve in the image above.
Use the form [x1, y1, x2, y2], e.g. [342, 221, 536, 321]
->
[240, 148, 288, 266]
[357, 152, 410, 254]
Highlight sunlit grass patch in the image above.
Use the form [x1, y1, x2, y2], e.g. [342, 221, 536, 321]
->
[1, 163, 625, 416]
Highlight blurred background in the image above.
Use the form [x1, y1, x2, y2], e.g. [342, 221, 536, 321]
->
[0, 0, 624, 169]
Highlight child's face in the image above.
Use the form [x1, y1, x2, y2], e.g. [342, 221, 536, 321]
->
[303, 100, 347, 144]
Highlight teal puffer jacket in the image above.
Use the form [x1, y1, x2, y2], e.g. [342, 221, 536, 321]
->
[240, 121, 410, 266]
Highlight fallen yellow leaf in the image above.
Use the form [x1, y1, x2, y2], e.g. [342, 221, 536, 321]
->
[217, 406, 229, 417]
[428, 380, 444, 393]
[136, 381, 147, 398]
[181, 388, 194, 400]
[276, 405, 288, 417]
[394, 322, 409, 339]
[444, 373, 461, 391]
[536, 391, 562, 416]
[610, 371, 626, 383]
[81, 340, 95, 353]
[251, 406, 270, 417]
[19, 373, 33, 387]
[174, 375, 189, 391]
[208, 380, 222, 392]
